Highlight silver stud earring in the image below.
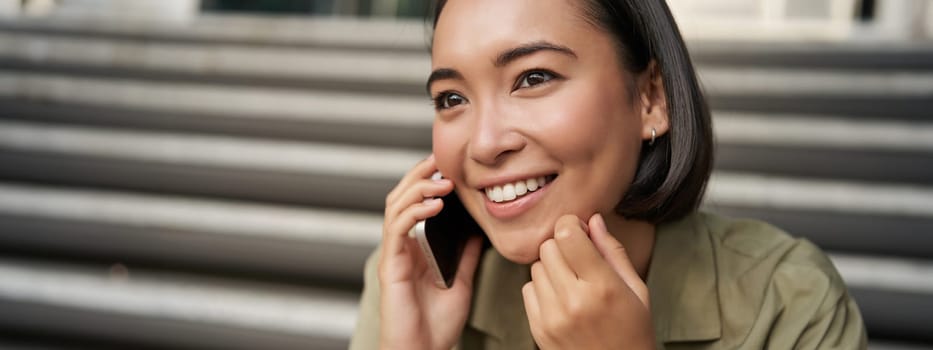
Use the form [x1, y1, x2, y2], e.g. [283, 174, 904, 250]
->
[649, 128, 657, 146]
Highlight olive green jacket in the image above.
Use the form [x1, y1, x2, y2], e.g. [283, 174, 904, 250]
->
[350, 212, 868, 349]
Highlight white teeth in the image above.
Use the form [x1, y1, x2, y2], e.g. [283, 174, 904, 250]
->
[526, 178, 539, 191]
[502, 184, 516, 201]
[490, 186, 503, 202]
[484, 176, 551, 203]
[515, 181, 527, 196]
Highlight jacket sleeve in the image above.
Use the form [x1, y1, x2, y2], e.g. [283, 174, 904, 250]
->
[794, 291, 868, 349]
[349, 249, 382, 350]
[766, 240, 868, 350]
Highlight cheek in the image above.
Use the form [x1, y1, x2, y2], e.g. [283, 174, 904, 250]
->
[530, 80, 643, 217]
[432, 122, 467, 178]
[529, 82, 638, 161]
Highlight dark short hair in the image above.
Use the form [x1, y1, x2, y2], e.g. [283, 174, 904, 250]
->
[429, 0, 713, 224]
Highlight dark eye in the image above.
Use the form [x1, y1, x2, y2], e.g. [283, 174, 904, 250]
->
[517, 70, 555, 89]
[434, 92, 467, 110]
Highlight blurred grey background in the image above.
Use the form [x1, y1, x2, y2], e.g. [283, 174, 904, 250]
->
[0, 0, 931, 349]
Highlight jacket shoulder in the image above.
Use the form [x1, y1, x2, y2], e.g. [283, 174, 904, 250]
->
[698, 212, 864, 348]
[701, 212, 838, 276]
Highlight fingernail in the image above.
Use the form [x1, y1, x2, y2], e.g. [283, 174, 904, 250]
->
[423, 197, 442, 205]
[594, 213, 607, 232]
[431, 171, 444, 182]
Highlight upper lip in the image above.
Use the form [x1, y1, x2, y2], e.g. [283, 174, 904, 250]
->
[472, 172, 557, 190]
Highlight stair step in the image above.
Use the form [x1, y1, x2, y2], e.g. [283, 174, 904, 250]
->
[871, 341, 933, 350]
[6, 99, 933, 186]
[0, 173, 931, 267]
[0, 15, 429, 51]
[0, 119, 422, 210]
[8, 95, 933, 147]
[689, 41, 933, 71]
[5, 30, 933, 91]
[2, 120, 932, 216]
[710, 206, 933, 259]
[707, 173, 933, 219]
[714, 113, 933, 185]
[0, 70, 433, 127]
[716, 112, 933, 152]
[704, 173, 933, 258]
[0, 97, 433, 149]
[832, 254, 933, 343]
[2, 117, 932, 206]
[0, 253, 929, 347]
[0, 181, 380, 283]
[4, 16, 933, 70]
[700, 68, 933, 97]
[0, 31, 430, 88]
[3, 67, 931, 128]
[9, 91, 933, 145]
[715, 145, 933, 186]
[4, 53, 933, 100]
[834, 254, 933, 295]
[709, 94, 933, 121]
[0, 257, 358, 350]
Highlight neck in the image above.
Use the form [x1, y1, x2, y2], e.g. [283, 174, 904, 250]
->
[601, 211, 656, 280]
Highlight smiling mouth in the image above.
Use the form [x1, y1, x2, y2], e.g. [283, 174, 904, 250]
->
[482, 174, 558, 203]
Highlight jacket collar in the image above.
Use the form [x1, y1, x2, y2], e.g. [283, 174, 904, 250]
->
[648, 212, 722, 343]
[467, 248, 535, 347]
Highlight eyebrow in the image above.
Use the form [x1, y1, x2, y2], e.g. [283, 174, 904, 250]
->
[426, 68, 463, 95]
[425, 40, 577, 94]
[494, 41, 577, 68]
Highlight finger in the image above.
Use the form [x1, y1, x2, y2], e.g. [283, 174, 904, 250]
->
[403, 236, 427, 271]
[588, 213, 650, 306]
[553, 214, 612, 281]
[530, 261, 560, 315]
[384, 178, 453, 221]
[521, 281, 543, 335]
[384, 198, 443, 258]
[385, 154, 439, 205]
[454, 235, 484, 289]
[538, 238, 576, 300]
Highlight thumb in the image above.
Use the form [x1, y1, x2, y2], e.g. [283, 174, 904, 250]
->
[588, 213, 650, 306]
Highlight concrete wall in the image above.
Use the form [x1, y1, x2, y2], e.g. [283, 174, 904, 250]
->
[928, 2, 933, 38]
[667, 0, 857, 40]
[851, 0, 932, 40]
[0, 0, 18, 18]
[668, 0, 933, 41]
[49, 0, 199, 22]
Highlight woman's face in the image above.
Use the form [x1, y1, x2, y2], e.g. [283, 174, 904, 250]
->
[430, 0, 649, 263]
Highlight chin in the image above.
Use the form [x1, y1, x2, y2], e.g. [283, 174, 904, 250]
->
[485, 226, 550, 264]
[497, 245, 539, 264]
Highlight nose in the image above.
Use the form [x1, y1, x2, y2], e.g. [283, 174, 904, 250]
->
[467, 101, 526, 165]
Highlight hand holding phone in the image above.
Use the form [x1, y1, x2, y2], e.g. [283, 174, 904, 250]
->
[378, 157, 484, 350]
[410, 173, 485, 288]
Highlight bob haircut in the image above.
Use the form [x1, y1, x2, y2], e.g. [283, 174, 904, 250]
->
[429, 0, 713, 224]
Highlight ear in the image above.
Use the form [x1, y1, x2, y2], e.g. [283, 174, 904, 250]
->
[637, 60, 670, 143]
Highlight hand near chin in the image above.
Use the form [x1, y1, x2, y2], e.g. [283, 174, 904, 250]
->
[379, 155, 483, 350]
[522, 213, 655, 349]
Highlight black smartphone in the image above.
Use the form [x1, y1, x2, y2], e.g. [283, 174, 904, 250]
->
[411, 190, 484, 288]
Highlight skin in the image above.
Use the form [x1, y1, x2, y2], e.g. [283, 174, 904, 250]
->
[378, 0, 671, 348]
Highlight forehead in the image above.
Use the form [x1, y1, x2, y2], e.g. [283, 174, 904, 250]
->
[432, 0, 599, 65]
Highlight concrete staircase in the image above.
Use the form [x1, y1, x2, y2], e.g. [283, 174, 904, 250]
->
[0, 15, 932, 349]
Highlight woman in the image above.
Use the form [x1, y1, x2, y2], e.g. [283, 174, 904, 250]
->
[351, 0, 868, 348]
